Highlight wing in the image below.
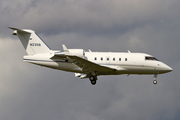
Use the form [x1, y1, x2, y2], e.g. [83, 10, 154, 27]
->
[51, 44, 125, 75]
[51, 52, 116, 74]
[67, 55, 116, 74]
[50, 45, 117, 74]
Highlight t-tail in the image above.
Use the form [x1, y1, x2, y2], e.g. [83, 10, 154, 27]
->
[9, 27, 51, 55]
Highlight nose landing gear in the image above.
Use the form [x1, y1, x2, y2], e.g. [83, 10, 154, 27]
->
[153, 74, 158, 84]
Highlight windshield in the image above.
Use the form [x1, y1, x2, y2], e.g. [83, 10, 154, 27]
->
[145, 56, 159, 61]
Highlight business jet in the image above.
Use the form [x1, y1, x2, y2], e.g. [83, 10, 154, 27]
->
[9, 27, 173, 85]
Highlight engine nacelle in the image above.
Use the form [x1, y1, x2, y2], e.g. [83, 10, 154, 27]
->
[68, 49, 85, 58]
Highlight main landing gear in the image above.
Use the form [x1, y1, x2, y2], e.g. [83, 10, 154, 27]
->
[153, 74, 158, 84]
[89, 75, 97, 85]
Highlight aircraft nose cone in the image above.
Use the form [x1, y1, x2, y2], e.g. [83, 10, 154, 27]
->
[163, 64, 173, 73]
[159, 63, 173, 73]
[166, 66, 173, 72]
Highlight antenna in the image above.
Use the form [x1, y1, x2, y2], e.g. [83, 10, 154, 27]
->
[127, 50, 131, 53]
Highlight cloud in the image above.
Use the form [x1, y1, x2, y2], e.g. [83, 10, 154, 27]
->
[1, 0, 180, 120]
[1, 0, 180, 35]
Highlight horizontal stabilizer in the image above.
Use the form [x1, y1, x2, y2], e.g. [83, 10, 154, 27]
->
[8, 27, 31, 34]
[9, 27, 51, 55]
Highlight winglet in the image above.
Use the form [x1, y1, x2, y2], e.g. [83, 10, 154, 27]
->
[62, 44, 70, 55]
[62, 44, 69, 52]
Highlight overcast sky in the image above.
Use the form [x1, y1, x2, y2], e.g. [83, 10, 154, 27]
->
[0, 0, 180, 120]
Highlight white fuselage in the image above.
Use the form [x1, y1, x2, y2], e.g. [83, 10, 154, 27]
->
[9, 27, 173, 85]
[23, 51, 172, 76]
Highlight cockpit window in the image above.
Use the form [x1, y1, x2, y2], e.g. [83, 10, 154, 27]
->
[145, 56, 159, 61]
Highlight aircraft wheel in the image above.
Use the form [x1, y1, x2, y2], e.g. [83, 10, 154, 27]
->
[153, 80, 157, 84]
[91, 80, 96, 85]
[89, 75, 96, 85]
[89, 75, 95, 81]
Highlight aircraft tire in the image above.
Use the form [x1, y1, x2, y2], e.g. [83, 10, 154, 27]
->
[89, 75, 95, 81]
[91, 80, 96, 85]
[153, 80, 157, 84]
[89, 75, 96, 85]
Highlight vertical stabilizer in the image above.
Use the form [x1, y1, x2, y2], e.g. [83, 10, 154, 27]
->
[9, 27, 51, 55]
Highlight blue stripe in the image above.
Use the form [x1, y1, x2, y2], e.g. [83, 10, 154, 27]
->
[35, 32, 51, 50]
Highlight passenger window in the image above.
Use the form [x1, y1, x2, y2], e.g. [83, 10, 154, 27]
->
[119, 58, 121, 61]
[101, 57, 103, 61]
[125, 58, 127, 61]
[94, 57, 97, 60]
[113, 58, 115, 61]
[107, 58, 109, 61]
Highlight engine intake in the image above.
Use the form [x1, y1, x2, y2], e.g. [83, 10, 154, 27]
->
[68, 49, 85, 58]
